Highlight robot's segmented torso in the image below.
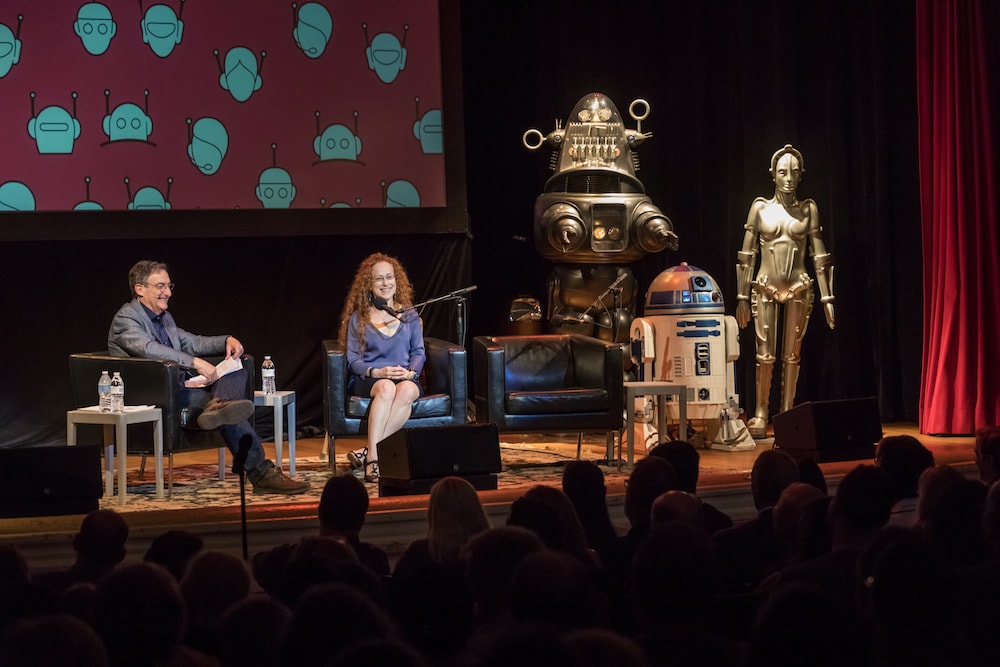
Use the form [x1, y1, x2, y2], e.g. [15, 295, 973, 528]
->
[753, 199, 814, 299]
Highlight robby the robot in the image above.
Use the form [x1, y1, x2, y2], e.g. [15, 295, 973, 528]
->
[523, 93, 678, 343]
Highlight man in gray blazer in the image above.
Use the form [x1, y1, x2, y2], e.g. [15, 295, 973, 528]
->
[108, 260, 308, 495]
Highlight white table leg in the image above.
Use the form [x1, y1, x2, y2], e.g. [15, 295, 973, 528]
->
[153, 416, 164, 499]
[274, 402, 284, 472]
[288, 399, 296, 477]
[116, 414, 127, 505]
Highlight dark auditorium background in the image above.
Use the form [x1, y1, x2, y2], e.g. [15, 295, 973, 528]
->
[1, 0, 997, 448]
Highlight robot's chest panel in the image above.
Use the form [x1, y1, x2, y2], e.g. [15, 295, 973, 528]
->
[758, 203, 809, 242]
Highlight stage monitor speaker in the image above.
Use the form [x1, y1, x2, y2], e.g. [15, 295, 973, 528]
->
[0, 445, 103, 518]
[377, 423, 501, 496]
[772, 397, 882, 462]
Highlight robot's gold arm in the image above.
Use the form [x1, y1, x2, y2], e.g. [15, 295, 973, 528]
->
[805, 200, 835, 329]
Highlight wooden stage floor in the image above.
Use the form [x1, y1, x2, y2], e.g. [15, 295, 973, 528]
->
[0, 423, 979, 573]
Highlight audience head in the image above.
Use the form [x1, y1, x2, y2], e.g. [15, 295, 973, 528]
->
[515, 485, 590, 560]
[875, 434, 935, 500]
[829, 464, 895, 543]
[983, 480, 1000, 559]
[426, 476, 491, 565]
[561, 460, 606, 507]
[750, 450, 799, 510]
[0, 613, 109, 667]
[650, 490, 705, 530]
[648, 439, 701, 493]
[180, 550, 251, 624]
[773, 482, 826, 556]
[628, 521, 718, 623]
[796, 457, 828, 494]
[915, 464, 965, 529]
[318, 473, 370, 537]
[0, 544, 29, 590]
[217, 596, 291, 667]
[922, 477, 988, 567]
[92, 562, 185, 667]
[566, 628, 650, 667]
[275, 535, 360, 607]
[624, 456, 678, 527]
[142, 530, 203, 580]
[509, 549, 605, 632]
[464, 525, 545, 624]
[974, 425, 1000, 485]
[73, 509, 129, 571]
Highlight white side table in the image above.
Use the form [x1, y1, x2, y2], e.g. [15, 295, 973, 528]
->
[254, 391, 297, 476]
[66, 406, 164, 505]
[623, 382, 689, 467]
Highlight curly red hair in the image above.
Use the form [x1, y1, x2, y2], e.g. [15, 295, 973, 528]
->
[337, 253, 415, 346]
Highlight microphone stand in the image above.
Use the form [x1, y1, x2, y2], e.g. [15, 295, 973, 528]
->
[232, 435, 252, 561]
[410, 286, 477, 347]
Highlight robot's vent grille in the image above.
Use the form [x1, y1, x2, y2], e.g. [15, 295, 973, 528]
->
[548, 173, 642, 195]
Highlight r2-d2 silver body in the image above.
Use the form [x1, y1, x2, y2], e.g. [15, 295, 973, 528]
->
[630, 263, 755, 451]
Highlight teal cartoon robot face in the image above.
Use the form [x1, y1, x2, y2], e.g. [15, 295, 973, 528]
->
[385, 179, 419, 207]
[27, 92, 81, 154]
[187, 117, 229, 174]
[314, 124, 362, 161]
[141, 3, 184, 58]
[0, 18, 23, 78]
[293, 3, 332, 58]
[104, 102, 152, 142]
[365, 28, 407, 84]
[413, 108, 442, 154]
[75, 3, 117, 55]
[218, 47, 263, 102]
[129, 186, 169, 210]
[0, 181, 35, 211]
[256, 167, 296, 208]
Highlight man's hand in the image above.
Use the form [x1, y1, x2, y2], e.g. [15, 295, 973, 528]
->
[192, 357, 219, 384]
[225, 336, 244, 359]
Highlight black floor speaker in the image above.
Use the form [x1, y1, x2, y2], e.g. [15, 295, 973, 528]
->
[772, 397, 883, 462]
[0, 445, 103, 518]
[377, 423, 502, 496]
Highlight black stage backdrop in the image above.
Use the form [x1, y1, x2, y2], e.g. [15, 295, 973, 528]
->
[1, 0, 925, 447]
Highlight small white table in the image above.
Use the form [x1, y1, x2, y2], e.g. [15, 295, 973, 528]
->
[66, 406, 164, 505]
[623, 382, 689, 467]
[254, 391, 297, 476]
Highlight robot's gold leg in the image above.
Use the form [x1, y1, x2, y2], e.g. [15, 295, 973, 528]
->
[749, 296, 777, 439]
[778, 290, 813, 414]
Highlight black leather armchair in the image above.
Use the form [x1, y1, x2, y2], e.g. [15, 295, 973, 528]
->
[473, 334, 624, 460]
[321, 337, 468, 457]
[68, 352, 255, 487]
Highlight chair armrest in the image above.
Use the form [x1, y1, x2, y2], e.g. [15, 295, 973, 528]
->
[570, 334, 624, 407]
[424, 337, 467, 421]
[473, 336, 507, 425]
[322, 339, 349, 434]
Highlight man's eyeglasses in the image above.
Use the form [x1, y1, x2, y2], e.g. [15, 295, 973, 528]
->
[143, 281, 175, 292]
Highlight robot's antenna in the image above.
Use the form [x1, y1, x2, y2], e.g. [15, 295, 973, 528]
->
[271, 142, 278, 167]
[213, 49, 223, 73]
[314, 110, 321, 135]
[186, 117, 193, 142]
[84, 176, 91, 199]
[104, 89, 111, 116]
[362, 23, 370, 47]
[258, 50, 267, 76]
[165, 177, 173, 201]
[123, 176, 132, 200]
[15, 14, 23, 39]
[401, 24, 409, 49]
[71, 92, 78, 118]
[137, 0, 144, 13]
[353, 110, 359, 136]
[28, 91, 35, 117]
[178, 0, 185, 20]
[291, 2, 298, 27]
[144, 89, 149, 115]
[414, 96, 420, 120]
[379, 180, 388, 206]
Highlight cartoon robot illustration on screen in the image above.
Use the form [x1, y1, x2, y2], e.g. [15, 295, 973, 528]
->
[139, 0, 185, 58]
[292, 2, 332, 59]
[362, 22, 407, 84]
[0, 14, 24, 79]
[125, 176, 172, 210]
[102, 89, 154, 146]
[313, 110, 363, 164]
[630, 263, 756, 452]
[256, 143, 296, 209]
[74, 3, 117, 56]
[522, 92, 678, 347]
[27, 91, 81, 154]
[215, 47, 265, 103]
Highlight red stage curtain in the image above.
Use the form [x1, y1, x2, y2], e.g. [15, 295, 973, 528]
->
[916, 0, 1000, 434]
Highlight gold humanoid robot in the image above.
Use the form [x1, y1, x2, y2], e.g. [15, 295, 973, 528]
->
[735, 144, 835, 438]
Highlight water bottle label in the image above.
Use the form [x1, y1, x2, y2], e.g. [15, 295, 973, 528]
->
[262, 369, 275, 377]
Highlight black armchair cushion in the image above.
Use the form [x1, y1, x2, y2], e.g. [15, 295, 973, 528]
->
[506, 388, 610, 415]
[322, 337, 468, 437]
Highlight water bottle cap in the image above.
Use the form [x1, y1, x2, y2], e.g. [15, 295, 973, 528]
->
[264, 355, 271, 360]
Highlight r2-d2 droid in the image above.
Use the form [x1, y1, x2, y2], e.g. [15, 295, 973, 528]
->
[630, 263, 755, 451]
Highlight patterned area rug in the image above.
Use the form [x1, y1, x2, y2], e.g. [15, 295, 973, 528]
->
[98, 442, 633, 513]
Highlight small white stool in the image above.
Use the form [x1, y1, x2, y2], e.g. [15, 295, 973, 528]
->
[254, 391, 297, 476]
[622, 382, 689, 467]
[67, 406, 164, 505]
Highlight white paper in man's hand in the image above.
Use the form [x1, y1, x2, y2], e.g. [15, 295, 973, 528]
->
[184, 356, 243, 388]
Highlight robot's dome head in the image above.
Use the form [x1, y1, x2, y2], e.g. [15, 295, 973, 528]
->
[129, 185, 169, 210]
[314, 124, 361, 161]
[570, 93, 622, 124]
[0, 22, 22, 77]
[413, 109, 442, 154]
[74, 200, 104, 211]
[220, 47, 262, 102]
[75, 3, 117, 55]
[141, 4, 183, 57]
[769, 144, 805, 175]
[28, 105, 81, 154]
[104, 102, 152, 142]
[294, 2, 333, 58]
[645, 263, 724, 315]
[256, 167, 296, 208]
[0, 181, 35, 211]
[366, 31, 406, 83]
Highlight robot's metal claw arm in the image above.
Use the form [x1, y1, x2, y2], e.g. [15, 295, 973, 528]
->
[736, 250, 756, 301]
[523, 127, 566, 150]
[625, 129, 652, 148]
[813, 252, 835, 303]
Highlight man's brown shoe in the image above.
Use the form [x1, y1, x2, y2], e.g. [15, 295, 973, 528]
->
[196, 398, 255, 430]
[252, 465, 309, 495]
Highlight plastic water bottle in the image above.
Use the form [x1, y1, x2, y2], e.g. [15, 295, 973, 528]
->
[98, 371, 112, 412]
[261, 356, 276, 395]
[110, 372, 125, 413]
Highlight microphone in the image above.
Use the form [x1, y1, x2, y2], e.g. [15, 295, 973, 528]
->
[448, 285, 478, 297]
[550, 312, 611, 328]
[372, 295, 401, 318]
